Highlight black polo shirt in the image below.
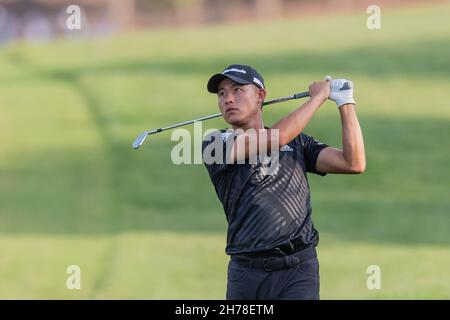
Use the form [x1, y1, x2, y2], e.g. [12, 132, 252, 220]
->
[202, 129, 328, 255]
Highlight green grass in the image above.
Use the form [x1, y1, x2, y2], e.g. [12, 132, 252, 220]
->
[1, 3, 450, 299]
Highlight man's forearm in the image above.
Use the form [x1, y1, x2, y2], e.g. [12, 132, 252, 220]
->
[229, 96, 324, 163]
[229, 80, 330, 163]
[339, 104, 366, 171]
[271, 96, 324, 146]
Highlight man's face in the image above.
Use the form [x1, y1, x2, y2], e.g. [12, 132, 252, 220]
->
[217, 78, 265, 127]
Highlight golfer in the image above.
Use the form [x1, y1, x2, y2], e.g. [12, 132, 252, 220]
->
[202, 64, 365, 300]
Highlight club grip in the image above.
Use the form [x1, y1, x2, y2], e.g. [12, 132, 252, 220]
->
[293, 91, 310, 99]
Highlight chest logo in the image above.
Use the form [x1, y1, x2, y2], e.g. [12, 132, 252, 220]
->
[221, 132, 233, 142]
[280, 145, 294, 152]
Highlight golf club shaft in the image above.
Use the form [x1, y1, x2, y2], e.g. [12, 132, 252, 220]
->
[153, 91, 309, 133]
[132, 91, 310, 149]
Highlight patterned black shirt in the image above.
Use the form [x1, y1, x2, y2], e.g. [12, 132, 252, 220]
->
[202, 129, 328, 255]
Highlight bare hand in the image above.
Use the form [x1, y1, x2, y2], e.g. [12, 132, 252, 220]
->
[309, 80, 331, 104]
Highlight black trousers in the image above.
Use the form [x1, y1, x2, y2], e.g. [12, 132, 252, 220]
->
[226, 247, 320, 300]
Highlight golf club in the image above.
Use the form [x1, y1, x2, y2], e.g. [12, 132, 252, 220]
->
[132, 78, 354, 149]
[132, 91, 311, 149]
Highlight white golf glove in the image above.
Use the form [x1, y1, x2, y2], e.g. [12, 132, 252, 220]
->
[325, 76, 356, 108]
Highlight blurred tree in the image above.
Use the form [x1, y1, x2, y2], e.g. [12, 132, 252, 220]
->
[254, 0, 282, 19]
[107, 0, 135, 29]
[172, 0, 204, 25]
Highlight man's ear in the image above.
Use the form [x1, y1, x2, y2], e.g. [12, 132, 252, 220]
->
[257, 88, 267, 109]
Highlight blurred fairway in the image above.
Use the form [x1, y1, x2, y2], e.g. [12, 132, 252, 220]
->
[1, 3, 450, 299]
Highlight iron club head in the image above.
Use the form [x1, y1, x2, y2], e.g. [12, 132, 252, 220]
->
[132, 131, 149, 149]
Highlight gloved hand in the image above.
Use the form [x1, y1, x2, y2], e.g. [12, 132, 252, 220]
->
[325, 76, 356, 108]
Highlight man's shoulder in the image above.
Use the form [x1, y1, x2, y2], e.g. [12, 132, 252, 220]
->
[294, 132, 307, 147]
[297, 132, 319, 145]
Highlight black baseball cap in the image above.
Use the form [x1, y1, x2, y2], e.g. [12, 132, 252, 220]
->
[207, 64, 265, 93]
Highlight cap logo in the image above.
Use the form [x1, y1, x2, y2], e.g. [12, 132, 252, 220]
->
[253, 77, 264, 88]
[223, 68, 247, 74]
